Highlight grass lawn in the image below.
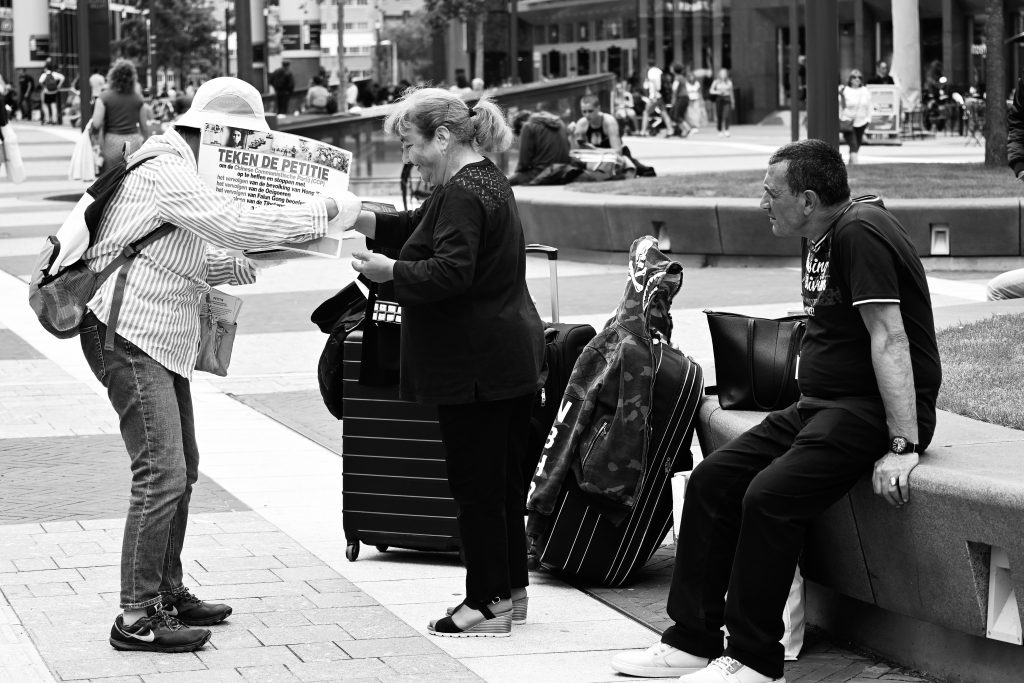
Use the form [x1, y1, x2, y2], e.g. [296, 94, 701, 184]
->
[569, 163, 1024, 199]
[936, 313, 1024, 431]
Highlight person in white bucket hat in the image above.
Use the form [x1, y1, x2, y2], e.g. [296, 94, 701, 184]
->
[174, 76, 273, 133]
[73, 76, 361, 654]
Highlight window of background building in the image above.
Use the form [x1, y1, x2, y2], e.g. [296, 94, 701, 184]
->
[595, 20, 604, 40]
[535, 25, 546, 44]
[624, 17, 637, 39]
[549, 24, 559, 43]
[564, 24, 573, 43]
[607, 19, 621, 40]
[578, 22, 588, 41]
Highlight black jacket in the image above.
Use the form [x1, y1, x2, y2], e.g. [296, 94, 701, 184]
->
[372, 158, 545, 404]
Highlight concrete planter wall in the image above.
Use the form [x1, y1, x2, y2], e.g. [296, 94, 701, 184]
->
[514, 187, 1024, 259]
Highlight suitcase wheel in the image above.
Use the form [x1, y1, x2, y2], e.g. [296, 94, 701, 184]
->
[345, 541, 360, 561]
[375, 545, 389, 553]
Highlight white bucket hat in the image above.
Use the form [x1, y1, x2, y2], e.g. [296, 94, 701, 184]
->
[174, 77, 270, 133]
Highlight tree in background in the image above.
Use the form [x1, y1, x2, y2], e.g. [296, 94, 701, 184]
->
[425, 0, 488, 83]
[984, 0, 1008, 167]
[382, 10, 434, 85]
[114, 0, 222, 86]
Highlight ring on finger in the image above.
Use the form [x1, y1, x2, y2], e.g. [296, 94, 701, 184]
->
[889, 476, 898, 487]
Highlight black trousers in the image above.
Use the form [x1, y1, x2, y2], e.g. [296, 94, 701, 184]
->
[437, 393, 533, 607]
[843, 124, 868, 153]
[661, 403, 888, 679]
[275, 91, 291, 115]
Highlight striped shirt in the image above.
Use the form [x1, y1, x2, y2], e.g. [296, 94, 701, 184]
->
[84, 129, 328, 378]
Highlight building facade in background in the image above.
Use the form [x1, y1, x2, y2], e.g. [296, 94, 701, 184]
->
[4, 1, 1024, 125]
[513, 0, 1024, 124]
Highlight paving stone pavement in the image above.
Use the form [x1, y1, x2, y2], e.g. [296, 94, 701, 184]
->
[0, 436, 249, 523]
[0, 511, 480, 682]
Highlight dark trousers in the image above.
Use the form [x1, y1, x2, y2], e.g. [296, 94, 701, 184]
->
[843, 124, 868, 153]
[715, 99, 732, 131]
[275, 91, 291, 115]
[437, 393, 533, 607]
[661, 403, 887, 679]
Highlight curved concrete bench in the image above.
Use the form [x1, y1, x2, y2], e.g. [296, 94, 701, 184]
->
[513, 187, 1024, 259]
[696, 398, 1024, 681]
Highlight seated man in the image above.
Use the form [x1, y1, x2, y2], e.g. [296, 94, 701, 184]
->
[611, 139, 942, 683]
[572, 95, 622, 153]
[304, 76, 331, 114]
[508, 109, 571, 186]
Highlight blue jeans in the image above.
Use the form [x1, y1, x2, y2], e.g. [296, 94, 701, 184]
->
[80, 311, 198, 609]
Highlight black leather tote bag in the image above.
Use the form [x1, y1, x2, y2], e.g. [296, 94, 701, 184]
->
[704, 310, 806, 411]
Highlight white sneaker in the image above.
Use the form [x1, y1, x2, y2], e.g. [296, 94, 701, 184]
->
[610, 642, 708, 678]
[679, 656, 785, 683]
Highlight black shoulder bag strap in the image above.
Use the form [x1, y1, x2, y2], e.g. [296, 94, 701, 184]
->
[101, 223, 176, 351]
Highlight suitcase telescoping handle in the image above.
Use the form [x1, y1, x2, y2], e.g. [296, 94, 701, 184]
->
[525, 244, 559, 323]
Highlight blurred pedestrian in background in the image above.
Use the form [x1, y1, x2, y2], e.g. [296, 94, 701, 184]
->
[684, 71, 706, 133]
[709, 68, 735, 137]
[39, 60, 65, 125]
[612, 81, 638, 136]
[669, 64, 692, 138]
[18, 68, 35, 121]
[90, 59, 148, 172]
[838, 69, 872, 164]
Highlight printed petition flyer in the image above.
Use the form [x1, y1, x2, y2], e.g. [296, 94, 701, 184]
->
[196, 124, 355, 257]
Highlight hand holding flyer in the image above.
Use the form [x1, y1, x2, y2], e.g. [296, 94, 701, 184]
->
[329, 190, 363, 230]
[195, 124, 355, 258]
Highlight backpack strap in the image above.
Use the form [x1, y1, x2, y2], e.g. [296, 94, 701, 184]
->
[100, 223, 176, 351]
[90, 148, 180, 350]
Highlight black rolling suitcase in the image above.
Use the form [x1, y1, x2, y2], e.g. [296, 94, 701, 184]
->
[532, 342, 700, 589]
[339, 245, 591, 562]
[524, 245, 597, 485]
[535, 340, 702, 586]
[340, 329, 459, 561]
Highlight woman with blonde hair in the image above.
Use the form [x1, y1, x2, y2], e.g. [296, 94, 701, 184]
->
[90, 59, 147, 171]
[838, 69, 872, 164]
[347, 87, 544, 638]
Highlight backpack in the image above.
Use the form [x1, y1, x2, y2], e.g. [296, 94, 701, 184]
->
[325, 96, 338, 114]
[28, 149, 173, 342]
[42, 71, 58, 93]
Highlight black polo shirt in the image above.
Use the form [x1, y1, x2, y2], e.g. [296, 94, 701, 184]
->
[799, 201, 942, 444]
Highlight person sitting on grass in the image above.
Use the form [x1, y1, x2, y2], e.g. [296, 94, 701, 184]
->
[571, 95, 623, 153]
[508, 109, 571, 186]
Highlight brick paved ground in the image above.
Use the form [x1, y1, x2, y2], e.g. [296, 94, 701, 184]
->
[240, 391, 938, 683]
[0, 436, 248, 523]
[0, 511, 480, 682]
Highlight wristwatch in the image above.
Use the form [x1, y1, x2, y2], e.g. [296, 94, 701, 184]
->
[889, 436, 920, 455]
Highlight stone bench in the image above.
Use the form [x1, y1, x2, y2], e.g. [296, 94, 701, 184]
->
[696, 397, 1024, 681]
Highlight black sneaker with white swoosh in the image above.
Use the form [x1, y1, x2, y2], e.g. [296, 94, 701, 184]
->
[161, 588, 233, 626]
[109, 611, 211, 652]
